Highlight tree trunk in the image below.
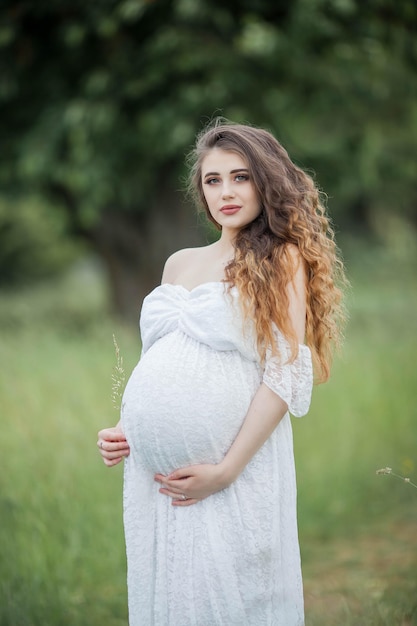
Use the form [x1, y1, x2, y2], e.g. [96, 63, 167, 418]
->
[93, 188, 205, 323]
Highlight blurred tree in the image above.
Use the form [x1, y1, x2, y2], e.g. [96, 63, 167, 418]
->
[0, 0, 416, 318]
[0, 195, 79, 287]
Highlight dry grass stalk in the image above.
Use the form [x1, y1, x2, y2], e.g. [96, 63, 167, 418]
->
[111, 334, 125, 411]
[376, 467, 417, 489]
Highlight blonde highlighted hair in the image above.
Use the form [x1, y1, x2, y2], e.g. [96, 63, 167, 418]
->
[187, 119, 347, 382]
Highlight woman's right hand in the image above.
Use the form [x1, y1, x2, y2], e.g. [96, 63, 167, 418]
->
[97, 423, 130, 467]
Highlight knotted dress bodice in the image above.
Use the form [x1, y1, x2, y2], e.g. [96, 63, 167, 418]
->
[139, 281, 313, 416]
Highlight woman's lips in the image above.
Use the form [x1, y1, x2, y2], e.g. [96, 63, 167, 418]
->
[220, 205, 241, 215]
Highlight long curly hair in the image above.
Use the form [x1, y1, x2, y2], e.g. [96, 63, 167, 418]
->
[187, 119, 347, 382]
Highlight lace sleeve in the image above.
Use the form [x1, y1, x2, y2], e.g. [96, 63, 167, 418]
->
[262, 334, 313, 418]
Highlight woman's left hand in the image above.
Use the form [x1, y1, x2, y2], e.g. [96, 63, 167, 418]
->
[154, 463, 230, 506]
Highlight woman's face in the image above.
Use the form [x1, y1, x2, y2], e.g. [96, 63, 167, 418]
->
[201, 149, 261, 233]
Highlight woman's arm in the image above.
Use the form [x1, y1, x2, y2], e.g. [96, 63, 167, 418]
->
[155, 247, 307, 505]
[98, 421, 130, 467]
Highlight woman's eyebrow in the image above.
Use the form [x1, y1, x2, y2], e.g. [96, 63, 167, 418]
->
[203, 168, 249, 178]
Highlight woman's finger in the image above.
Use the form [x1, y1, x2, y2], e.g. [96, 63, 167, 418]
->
[100, 449, 129, 461]
[158, 487, 188, 498]
[154, 474, 188, 490]
[167, 467, 194, 480]
[103, 456, 124, 467]
[97, 439, 130, 453]
[157, 480, 199, 504]
[98, 428, 127, 442]
[172, 498, 198, 507]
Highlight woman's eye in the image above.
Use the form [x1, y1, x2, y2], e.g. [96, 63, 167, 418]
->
[205, 177, 220, 185]
[235, 174, 249, 182]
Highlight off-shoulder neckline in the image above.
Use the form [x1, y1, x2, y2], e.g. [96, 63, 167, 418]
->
[159, 281, 228, 294]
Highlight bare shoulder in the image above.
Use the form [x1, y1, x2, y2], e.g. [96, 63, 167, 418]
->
[161, 247, 208, 284]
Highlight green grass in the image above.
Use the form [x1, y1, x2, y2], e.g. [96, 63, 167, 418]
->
[0, 329, 132, 625]
[0, 263, 137, 625]
[296, 239, 417, 624]
[0, 244, 416, 625]
[295, 243, 417, 537]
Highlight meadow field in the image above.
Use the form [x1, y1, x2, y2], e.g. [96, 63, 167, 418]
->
[0, 241, 416, 626]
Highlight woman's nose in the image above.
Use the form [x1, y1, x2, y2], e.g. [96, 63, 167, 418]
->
[221, 182, 235, 198]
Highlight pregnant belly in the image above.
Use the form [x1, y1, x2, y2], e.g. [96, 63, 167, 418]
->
[121, 332, 261, 474]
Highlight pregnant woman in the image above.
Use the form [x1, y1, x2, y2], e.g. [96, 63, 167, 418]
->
[97, 120, 346, 625]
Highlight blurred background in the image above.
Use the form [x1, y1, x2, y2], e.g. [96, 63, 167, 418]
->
[0, 1, 416, 624]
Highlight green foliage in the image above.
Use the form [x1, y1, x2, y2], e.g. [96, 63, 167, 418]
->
[1, 0, 416, 229]
[1, 0, 416, 300]
[0, 327, 130, 625]
[0, 195, 80, 287]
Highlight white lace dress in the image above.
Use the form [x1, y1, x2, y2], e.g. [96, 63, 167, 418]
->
[121, 282, 313, 626]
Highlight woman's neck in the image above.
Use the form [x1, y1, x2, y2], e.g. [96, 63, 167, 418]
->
[214, 228, 236, 260]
